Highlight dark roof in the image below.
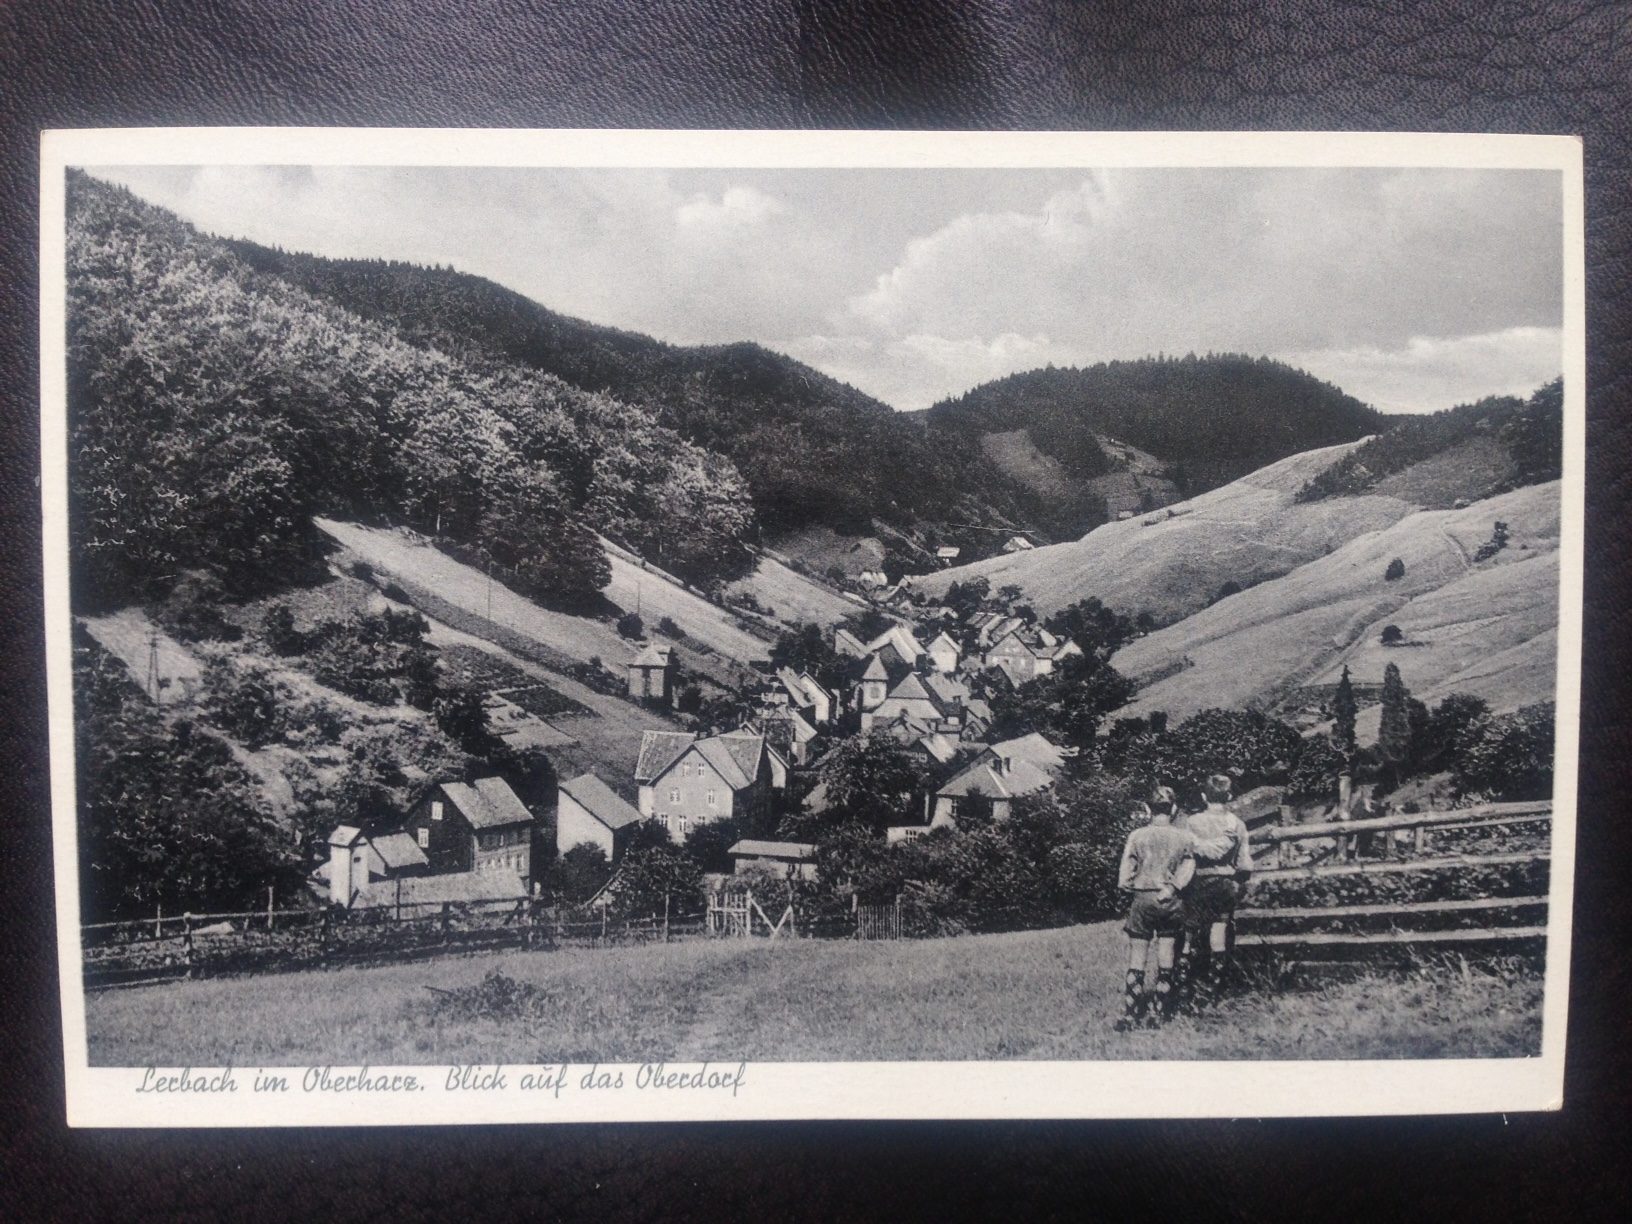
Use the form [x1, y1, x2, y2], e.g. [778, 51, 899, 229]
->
[560, 773, 644, 832]
[440, 777, 535, 830]
[635, 730, 697, 782]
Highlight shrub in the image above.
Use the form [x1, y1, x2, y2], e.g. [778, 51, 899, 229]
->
[201, 658, 286, 749]
[261, 603, 305, 656]
[1209, 580, 1242, 606]
[656, 615, 681, 638]
[1384, 557, 1405, 581]
[1380, 624, 1404, 645]
[380, 581, 411, 604]
[616, 612, 644, 639]
[160, 570, 244, 643]
[1473, 520, 1511, 563]
[1454, 702, 1555, 800]
[349, 559, 375, 581]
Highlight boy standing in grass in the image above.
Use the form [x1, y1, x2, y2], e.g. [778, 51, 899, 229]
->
[1179, 773, 1253, 1004]
[1114, 792, 1197, 1030]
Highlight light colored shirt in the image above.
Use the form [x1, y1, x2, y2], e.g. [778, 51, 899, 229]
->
[1117, 820, 1197, 893]
[1180, 804, 1252, 877]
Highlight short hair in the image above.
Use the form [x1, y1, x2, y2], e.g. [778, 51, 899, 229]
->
[1130, 800, 1152, 820]
[1150, 785, 1177, 814]
[1204, 773, 1233, 803]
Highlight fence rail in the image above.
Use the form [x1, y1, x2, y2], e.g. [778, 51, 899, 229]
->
[1236, 801, 1552, 961]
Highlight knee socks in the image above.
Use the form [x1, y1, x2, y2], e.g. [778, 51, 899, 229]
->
[1153, 966, 1176, 1018]
[1122, 969, 1146, 1018]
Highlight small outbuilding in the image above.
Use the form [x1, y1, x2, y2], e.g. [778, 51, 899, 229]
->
[556, 773, 644, 863]
[727, 839, 818, 881]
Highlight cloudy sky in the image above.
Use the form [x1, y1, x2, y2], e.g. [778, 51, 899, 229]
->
[91, 164, 1563, 413]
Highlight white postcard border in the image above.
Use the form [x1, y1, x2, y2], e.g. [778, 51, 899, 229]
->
[40, 127, 1585, 1125]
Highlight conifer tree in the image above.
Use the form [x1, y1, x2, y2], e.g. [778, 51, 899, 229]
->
[1333, 665, 1358, 757]
[1378, 662, 1412, 773]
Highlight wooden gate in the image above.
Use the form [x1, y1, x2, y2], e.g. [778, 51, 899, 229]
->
[708, 888, 797, 939]
[855, 896, 902, 941]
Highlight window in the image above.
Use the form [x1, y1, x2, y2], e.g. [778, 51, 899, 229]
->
[669, 787, 681, 804]
[431, 800, 443, 822]
[706, 789, 717, 807]
[679, 817, 690, 836]
[416, 827, 429, 849]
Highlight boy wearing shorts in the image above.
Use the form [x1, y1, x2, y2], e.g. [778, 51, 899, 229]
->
[1114, 795, 1196, 1030]
[1178, 773, 1253, 1003]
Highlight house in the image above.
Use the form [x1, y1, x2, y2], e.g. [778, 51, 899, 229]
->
[975, 613, 1026, 649]
[929, 750, 1057, 825]
[1000, 534, 1036, 553]
[1106, 491, 1144, 520]
[320, 824, 528, 910]
[935, 546, 962, 565]
[556, 773, 644, 863]
[982, 626, 1078, 683]
[400, 777, 540, 887]
[627, 643, 677, 705]
[833, 626, 870, 658]
[727, 839, 818, 881]
[926, 630, 962, 674]
[852, 652, 892, 714]
[865, 623, 926, 665]
[858, 569, 888, 589]
[634, 729, 775, 842]
[862, 670, 961, 733]
[751, 703, 820, 765]
[769, 666, 837, 725]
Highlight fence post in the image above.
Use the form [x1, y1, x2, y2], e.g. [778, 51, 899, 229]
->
[182, 913, 195, 979]
[267, 885, 275, 932]
[601, 906, 607, 943]
[155, 901, 163, 940]
[663, 893, 670, 944]
[441, 902, 451, 944]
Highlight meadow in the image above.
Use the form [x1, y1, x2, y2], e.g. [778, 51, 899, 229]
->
[84, 921, 1541, 1067]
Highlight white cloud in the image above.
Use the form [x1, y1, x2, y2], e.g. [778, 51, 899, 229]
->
[1283, 327, 1563, 414]
[675, 184, 784, 231]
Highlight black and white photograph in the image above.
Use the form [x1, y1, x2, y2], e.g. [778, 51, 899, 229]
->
[40, 129, 1583, 1124]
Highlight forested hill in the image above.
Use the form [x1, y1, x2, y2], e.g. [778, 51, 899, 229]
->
[925, 356, 1389, 502]
[223, 243, 1031, 537]
[65, 171, 758, 609]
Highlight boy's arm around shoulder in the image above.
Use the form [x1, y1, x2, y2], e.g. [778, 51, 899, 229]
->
[1116, 829, 1140, 892]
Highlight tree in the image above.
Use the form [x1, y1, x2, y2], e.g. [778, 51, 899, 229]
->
[816, 733, 927, 833]
[1043, 596, 1136, 656]
[544, 843, 612, 906]
[1333, 665, 1358, 757]
[769, 621, 844, 688]
[1418, 693, 1490, 771]
[680, 817, 745, 874]
[1380, 624, 1403, 645]
[261, 603, 305, 656]
[616, 611, 644, 639]
[433, 683, 502, 759]
[201, 658, 286, 749]
[1454, 702, 1555, 800]
[943, 577, 990, 622]
[1384, 557, 1405, 581]
[609, 844, 705, 918]
[1377, 662, 1412, 775]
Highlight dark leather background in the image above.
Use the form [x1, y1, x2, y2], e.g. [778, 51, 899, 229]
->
[2, 2, 1629, 1218]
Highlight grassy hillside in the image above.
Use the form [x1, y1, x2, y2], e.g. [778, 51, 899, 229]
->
[84, 920, 1539, 1065]
[914, 442, 1419, 624]
[1114, 481, 1561, 724]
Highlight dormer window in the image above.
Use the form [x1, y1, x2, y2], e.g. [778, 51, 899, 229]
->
[431, 800, 444, 821]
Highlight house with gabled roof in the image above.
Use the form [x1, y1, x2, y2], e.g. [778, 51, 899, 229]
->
[983, 625, 1081, 683]
[862, 670, 961, 733]
[833, 626, 870, 658]
[865, 623, 925, 664]
[750, 703, 820, 766]
[926, 630, 962, 674]
[1001, 534, 1036, 553]
[556, 773, 644, 863]
[627, 643, 677, 705]
[930, 750, 1057, 826]
[634, 728, 776, 842]
[401, 776, 541, 887]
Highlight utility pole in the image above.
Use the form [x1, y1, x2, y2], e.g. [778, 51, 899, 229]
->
[146, 632, 161, 705]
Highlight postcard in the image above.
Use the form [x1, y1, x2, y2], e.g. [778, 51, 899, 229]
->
[41, 127, 1582, 1124]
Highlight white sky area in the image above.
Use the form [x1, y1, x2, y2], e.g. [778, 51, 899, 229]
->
[89, 165, 1563, 414]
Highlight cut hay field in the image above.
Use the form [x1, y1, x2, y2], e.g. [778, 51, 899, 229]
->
[1115, 481, 1560, 724]
[84, 921, 1539, 1067]
[913, 442, 1417, 623]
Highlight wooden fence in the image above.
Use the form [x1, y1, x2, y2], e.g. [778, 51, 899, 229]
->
[855, 897, 902, 941]
[80, 896, 708, 990]
[1233, 800, 1552, 960]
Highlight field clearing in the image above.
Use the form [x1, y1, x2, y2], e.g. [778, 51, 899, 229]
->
[723, 554, 856, 628]
[915, 443, 1416, 623]
[79, 608, 201, 701]
[598, 540, 771, 664]
[1117, 482, 1560, 722]
[84, 921, 1540, 1066]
